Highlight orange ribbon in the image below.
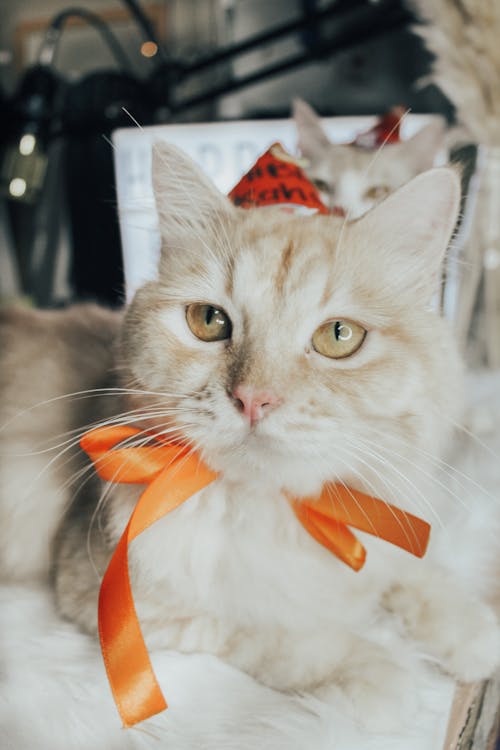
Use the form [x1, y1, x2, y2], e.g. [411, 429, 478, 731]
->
[80, 425, 430, 728]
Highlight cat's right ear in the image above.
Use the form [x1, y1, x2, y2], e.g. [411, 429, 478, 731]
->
[405, 118, 446, 170]
[293, 99, 331, 159]
[350, 166, 461, 302]
[151, 142, 234, 245]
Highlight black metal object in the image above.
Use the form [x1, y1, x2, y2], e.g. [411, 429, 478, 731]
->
[39, 7, 134, 73]
[4, 0, 417, 145]
[120, 0, 411, 115]
[76, 0, 415, 118]
[66, 134, 125, 305]
[63, 71, 156, 305]
[174, 0, 364, 78]
[169, 0, 414, 114]
[4, 65, 65, 145]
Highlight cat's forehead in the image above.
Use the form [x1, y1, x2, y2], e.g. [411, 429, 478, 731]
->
[227, 210, 350, 313]
[326, 143, 417, 184]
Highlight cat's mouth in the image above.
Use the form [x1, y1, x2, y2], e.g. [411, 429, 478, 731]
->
[224, 420, 298, 465]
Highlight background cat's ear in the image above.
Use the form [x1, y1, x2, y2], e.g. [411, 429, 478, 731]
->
[404, 119, 446, 170]
[293, 98, 331, 159]
[352, 167, 460, 300]
[151, 142, 234, 244]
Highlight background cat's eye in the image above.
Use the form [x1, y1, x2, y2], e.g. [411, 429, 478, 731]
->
[312, 319, 366, 359]
[186, 304, 232, 342]
[364, 185, 390, 201]
[312, 178, 334, 195]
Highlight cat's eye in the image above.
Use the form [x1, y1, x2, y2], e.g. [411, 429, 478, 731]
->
[364, 184, 390, 201]
[312, 178, 334, 195]
[186, 304, 232, 342]
[312, 319, 366, 359]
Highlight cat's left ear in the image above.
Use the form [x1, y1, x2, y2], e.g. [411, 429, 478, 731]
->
[151, 141, 235, 247]
[293, 98, 331, 159]
[351, 167, 460, 301]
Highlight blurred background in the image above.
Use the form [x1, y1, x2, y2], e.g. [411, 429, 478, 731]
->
[0, 0, 498, 365]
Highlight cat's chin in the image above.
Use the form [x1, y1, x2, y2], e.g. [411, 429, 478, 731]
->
[197, 437, 328, 498]
[183, 416, 345, 497]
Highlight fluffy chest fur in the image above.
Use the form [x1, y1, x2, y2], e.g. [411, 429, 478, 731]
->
[127, 479, 381, 627]
[119, 476, 419, 692]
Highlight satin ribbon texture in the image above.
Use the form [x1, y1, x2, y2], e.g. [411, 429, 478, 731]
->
[80, 425, 430, 728]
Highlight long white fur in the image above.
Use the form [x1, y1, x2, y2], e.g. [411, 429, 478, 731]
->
[0, 582, 457, 750]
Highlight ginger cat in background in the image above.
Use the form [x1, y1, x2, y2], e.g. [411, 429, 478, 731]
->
[294, 98, 446, 217]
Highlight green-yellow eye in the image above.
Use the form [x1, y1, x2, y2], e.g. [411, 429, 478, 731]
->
[312, 319, 366, 359]
[186, 304, 232, 342]
[312, 178, 334, 194]
[364, 184, 390, 201]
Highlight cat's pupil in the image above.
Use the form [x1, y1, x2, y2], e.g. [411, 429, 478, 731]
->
[205, 307, 215, 326]
[205, 306, 228, 331]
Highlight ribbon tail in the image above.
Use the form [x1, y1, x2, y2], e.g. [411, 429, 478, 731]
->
[308, 485, 431, 560]
[98, 457, 218, 727]
[292, 502, 366, 571]
[99, 524, 167, 727]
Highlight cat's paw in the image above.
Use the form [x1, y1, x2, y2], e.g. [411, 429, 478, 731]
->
[438, 602, 500, 682]
[385, 582, 500, 682]
[317, 645, 417, 733]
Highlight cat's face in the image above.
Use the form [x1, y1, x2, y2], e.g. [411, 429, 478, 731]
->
[293, 99, 446, 218]
[121, 144, 461, 499]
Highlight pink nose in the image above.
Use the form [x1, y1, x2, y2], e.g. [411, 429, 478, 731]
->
[231, 385, 281, 426]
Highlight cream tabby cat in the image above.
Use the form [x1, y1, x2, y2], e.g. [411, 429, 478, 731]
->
[294, 98, 446, 217]
[0, 144, 499, 749]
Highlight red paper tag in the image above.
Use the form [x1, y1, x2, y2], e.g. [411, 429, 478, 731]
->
[228, 143, 329, 215]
